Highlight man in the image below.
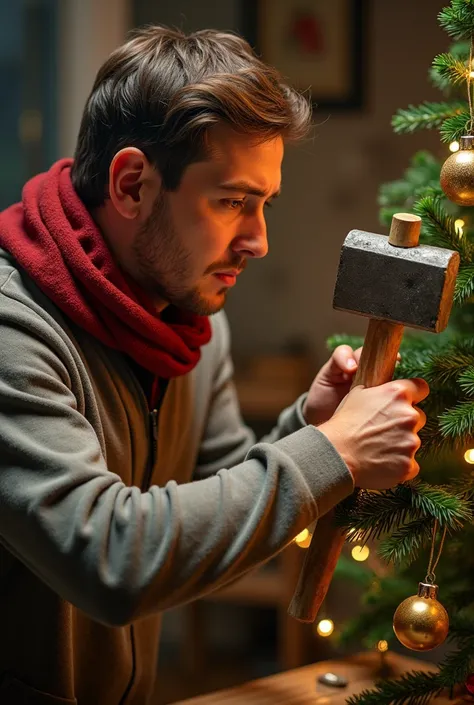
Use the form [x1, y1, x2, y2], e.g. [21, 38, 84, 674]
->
[0, 25, 427, 705]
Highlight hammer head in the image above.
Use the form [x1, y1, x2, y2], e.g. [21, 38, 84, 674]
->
[333, 229, 460, 332]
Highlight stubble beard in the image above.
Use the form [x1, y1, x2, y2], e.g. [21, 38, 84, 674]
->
[132, 192, 228, 316]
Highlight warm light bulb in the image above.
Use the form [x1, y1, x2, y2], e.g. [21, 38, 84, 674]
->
[455, 218, 465, 236]
[449, 140, 460, 152]
[294, 528, 311, 548]
[464, 449, 474, 464]
[317, 619, 334, 637]
[351, 545, 370, 562]
[377, 640, 389, 652]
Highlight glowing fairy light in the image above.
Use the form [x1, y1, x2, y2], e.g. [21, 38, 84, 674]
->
[455, 218, 465, 236]
[317, 619, 334, 637]
[449, 141, 460, 152]
[464, 449, 474, 464]
[351, 545, 370, 562]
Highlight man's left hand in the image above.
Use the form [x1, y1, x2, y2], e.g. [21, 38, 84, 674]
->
[303, 345, 362, 427]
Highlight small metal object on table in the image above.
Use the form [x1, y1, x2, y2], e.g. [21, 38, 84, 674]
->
[317, 672, 348, 688]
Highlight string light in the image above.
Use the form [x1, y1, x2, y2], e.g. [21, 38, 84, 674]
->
[294, 528, 312, 548]
[464, 449, 474, 464]
[377, 640, 389, 652]
[317, 619, 334, 637]
[455, 218, 465, 236]
[449, 140, 460, 152]
[351, 545, 370, 562]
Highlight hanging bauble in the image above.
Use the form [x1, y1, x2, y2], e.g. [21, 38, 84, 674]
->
[393, 582, 449, 651]
[440, 135, 474, 206]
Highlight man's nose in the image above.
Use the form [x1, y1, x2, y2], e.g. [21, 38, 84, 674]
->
[232, 212, 268, 259]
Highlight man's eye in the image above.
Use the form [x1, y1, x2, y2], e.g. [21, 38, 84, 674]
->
[223, 199, 245, 210]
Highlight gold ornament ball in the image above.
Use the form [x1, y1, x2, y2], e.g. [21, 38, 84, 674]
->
[440, 136, 474, 206]
[393, 586, 449, 652]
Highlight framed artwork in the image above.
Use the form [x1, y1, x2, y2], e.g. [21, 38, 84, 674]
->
[241, 0, 366, 111]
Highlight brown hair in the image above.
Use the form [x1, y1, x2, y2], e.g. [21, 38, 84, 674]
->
[71, 25, 312, 209]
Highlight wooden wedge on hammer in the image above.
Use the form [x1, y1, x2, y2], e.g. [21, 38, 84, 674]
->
[288, 213, 460, 623]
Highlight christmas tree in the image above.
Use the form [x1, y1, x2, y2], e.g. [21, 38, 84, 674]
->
[325, 2, 474, 702]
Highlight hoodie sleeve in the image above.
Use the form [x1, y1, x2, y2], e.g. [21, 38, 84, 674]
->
[194, 311, 320, 476]
[0, 275, 353, 628]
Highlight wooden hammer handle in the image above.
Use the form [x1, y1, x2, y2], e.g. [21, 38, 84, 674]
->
[288, 318, 404, 622]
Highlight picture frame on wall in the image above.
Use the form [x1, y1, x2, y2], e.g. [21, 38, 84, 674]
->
[241, 0, 366, 111]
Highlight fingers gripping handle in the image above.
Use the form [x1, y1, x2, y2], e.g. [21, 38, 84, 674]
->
[287, 319, 404, 622]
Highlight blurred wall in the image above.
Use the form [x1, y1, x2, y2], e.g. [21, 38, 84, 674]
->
[57, 0, 130, 158]
[132, 0, 448, 365]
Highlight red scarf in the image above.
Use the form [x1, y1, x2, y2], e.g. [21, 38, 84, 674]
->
[0, 159, 212, 377]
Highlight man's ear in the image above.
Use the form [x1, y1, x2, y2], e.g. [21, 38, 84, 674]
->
[108, 147, 161, 220]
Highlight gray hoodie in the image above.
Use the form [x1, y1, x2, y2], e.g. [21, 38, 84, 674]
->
[0, 248, 353, 704]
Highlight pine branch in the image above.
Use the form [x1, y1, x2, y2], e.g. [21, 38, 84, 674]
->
[377, 518, 433, 565]
[337, 481, 470, 543]
[392, 101, 466, 134]
[424, 345, 474, 387]
[437, 642, 474, 687]
[413, 195, 473, 260]
[440, 108, 472, 142]
[429, 39, 470, 96]
[454, 264, 474, 304]
[438, 1, 474, 40]
[458, 365, 474, 395]
[409, 480, 471, 524]
[439, 399, 474, 438]
[346, 670, 443, 705]
[432, 53, 470, 86]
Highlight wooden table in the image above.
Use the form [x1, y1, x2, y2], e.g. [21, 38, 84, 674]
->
[174, 651, 471, 704]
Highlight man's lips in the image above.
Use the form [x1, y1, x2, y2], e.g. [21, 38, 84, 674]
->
[212, 270, 241, 287]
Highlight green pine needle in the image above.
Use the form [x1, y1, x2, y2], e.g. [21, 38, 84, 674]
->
[437, 643, 474, 686]
[392, 101, 467, 134]
[432, 53, 470, 86]
[438, 1, 474, 40]
[425, 346, 474, 386]
[454, 264, 474, 304]
[337, 481, 470, 547]
[414, 195, 473, 260]
[440, 108, 472, 142]
[439, 400, 474, 438]
[377, 518, 433, 565]
[346, 670, 443, 705]
[458, 366, 474, 395]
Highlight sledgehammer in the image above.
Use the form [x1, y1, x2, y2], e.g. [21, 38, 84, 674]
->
[288, 213, 460, 623]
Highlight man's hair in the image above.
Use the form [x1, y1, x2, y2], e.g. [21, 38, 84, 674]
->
[71, 25, 312, 209]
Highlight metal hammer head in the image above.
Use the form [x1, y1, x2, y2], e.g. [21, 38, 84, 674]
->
[333, 214, 460, 332]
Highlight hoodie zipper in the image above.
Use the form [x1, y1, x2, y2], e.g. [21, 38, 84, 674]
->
[141, 378, 169, 492]
[142, 408, 159, 491]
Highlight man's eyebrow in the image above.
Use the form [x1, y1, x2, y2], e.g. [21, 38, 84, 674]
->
[219, 180, 281, 200]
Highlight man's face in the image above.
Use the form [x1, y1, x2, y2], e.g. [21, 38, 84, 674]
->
[131, 125, 283, 315]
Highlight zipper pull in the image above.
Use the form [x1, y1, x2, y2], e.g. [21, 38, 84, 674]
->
[151, 408, 159, 439]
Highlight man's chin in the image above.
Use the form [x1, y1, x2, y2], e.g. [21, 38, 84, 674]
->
[173, 289, 228, 316]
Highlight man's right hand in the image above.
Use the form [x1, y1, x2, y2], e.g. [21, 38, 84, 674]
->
[318, 378, 429, 490]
